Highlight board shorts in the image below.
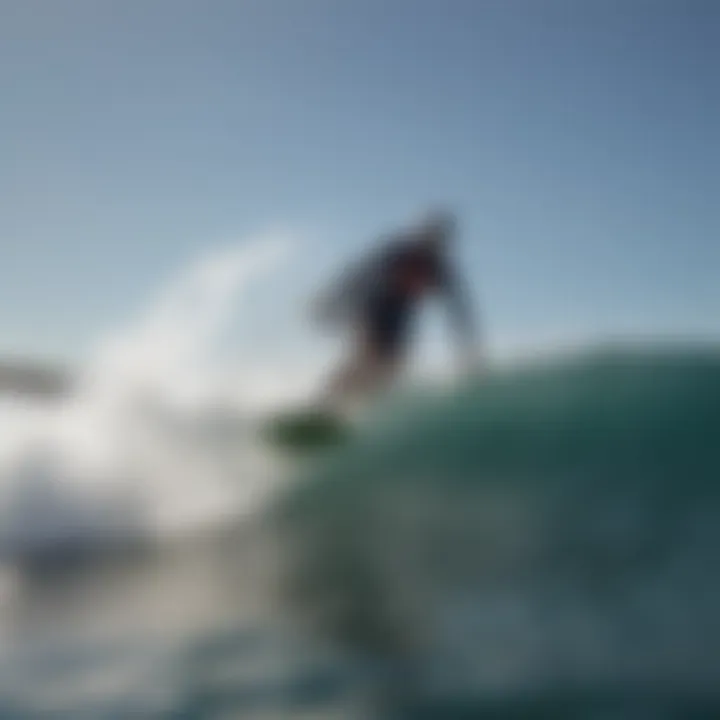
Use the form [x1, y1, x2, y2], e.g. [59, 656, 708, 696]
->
[362, 290, 413, 362]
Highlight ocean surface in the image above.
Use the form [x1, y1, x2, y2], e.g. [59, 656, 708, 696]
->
[0, 345, 718, 718]
[0, 240, 717, 717]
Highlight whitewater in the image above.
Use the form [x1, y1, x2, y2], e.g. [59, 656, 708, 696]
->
[0, 236, 316, 555]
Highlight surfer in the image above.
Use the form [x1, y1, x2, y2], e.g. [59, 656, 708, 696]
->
[313, 209, 480, 408]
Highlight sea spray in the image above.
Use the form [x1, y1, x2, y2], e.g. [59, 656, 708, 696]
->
[0, 237, 300, 557]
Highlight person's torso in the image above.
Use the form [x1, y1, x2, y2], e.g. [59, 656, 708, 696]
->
[381, 241, 444, 299]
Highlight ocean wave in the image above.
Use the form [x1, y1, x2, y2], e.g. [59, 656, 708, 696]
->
[274, 345, 720, 704]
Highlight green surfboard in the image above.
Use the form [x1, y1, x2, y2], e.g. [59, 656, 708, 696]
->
[261, 408, 352, 452]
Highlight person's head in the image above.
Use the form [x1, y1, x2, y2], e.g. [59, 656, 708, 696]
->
[414, 208, 457, 250]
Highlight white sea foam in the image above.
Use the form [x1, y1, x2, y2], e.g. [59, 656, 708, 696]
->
[0, 235, 316, 555]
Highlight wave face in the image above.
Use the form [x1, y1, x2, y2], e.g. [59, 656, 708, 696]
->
[274, 346, 720, 710]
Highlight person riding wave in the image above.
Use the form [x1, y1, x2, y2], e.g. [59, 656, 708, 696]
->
[312, 209, 482, 409]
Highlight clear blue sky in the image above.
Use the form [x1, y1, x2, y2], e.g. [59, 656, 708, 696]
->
[1, 0, 718, 362]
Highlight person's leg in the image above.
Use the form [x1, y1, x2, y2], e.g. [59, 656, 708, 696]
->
[320, 292, 408, 411]
[321, 331, 385, 406]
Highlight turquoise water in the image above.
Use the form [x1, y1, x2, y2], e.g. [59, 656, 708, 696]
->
[274, 345, 720, 714]
[1, 345, 719, 718]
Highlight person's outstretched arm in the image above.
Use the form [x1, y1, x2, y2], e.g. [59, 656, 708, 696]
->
[439, 262, 483, 372]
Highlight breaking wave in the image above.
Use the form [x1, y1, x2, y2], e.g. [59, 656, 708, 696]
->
[0, 236, 309, 558]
